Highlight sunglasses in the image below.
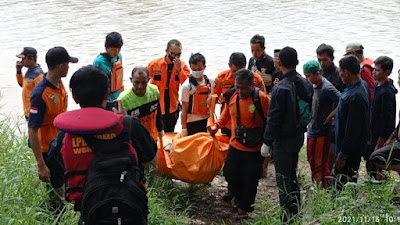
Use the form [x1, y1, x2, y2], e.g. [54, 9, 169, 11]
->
[170, 51, 182, 57]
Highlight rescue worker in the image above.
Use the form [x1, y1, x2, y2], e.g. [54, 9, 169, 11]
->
[303, 60, 340, 188]
[262, 47, 313, 221]
[248, 34, 275, 93]
[212, 52, 265, 202]
[15, 47, 44, 119]
[316, 43, 345, 92]
[147, 39, 190, 132]
[181, 53, 214, 136]
[366, 56, 396, 179]
[28, 46, 77, 209]
[47, 65, 156, 223]
[344, 43, 374, 99]
[118, 67, 164, 142]
[334, 55, 369, 191]
[93, 32, 124, 101]
[210, 68, 270, 220]
[212, 52, 266, 137]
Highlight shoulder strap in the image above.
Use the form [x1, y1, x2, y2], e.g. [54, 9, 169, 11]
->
[123, 115, 133, 141]
[189, 76, 199, 89]
[224, 87, 236, 104]
[252, 87, 264, 119]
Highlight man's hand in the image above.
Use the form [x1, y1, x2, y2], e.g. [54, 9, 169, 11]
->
[260, 144, 271, 157]
[384, 137, 394, 147]
[16, 61, 23, 72]
[173, 58, 181, 73]
[158, 131, 164, 140]
[335, 158, 346, 170]
[209, 125, 218, 137]
[38, 163, 50, 182]
[112, 100, 127, 115]
[323, 116, 334, 125]
[181, 129, 188, 137]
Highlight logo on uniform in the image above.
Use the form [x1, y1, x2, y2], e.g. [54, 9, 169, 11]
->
[150, 103, 158, 112]
[50, 93, 57, 103]
[248, 104, 256, 113]
[131, 109, 140, 118]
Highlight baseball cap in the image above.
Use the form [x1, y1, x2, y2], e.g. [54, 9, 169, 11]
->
[303, 60, 322, 74]
[344, 43, 364, 55]
[46, 47, 78, 67]
[16, 47, 37, 58]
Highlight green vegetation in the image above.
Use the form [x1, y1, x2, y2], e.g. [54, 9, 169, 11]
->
[0, 117, 192, 225]
[1, 116, 399, 224]
[250, 146, 400, 225]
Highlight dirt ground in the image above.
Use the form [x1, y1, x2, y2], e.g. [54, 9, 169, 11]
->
[184, 160, 284, 225]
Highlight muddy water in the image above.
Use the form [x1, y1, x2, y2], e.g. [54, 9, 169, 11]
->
[1, 0, 400, 124]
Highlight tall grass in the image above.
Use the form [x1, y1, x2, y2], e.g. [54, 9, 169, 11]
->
[0, 116, 192, 225]
[250, 147, 400, 225]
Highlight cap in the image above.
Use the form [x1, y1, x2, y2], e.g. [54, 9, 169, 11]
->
[46, 47, 78, 67]
[303, 60, 322, 74]
[274, 49, 281, 58]
[344, 43, 364, 55]
[16, 47, 37, 58]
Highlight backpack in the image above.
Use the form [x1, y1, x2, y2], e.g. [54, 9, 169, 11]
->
[79, 116, 148, 225]
[291, 79, 312, 129]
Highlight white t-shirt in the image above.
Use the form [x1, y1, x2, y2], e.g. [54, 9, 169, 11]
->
[180, 76, 215, 123]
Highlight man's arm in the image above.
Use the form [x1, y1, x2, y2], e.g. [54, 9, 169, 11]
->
[16, 61, 23, 87]
[29, 127, 50, 182]
[178, 62, 190, 85]
[130, 118, 157, 164]
[263, 88, 285, 145]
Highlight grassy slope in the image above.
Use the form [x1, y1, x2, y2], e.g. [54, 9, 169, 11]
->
[0, 117, 192, 225]
[1, 116, 399, 225]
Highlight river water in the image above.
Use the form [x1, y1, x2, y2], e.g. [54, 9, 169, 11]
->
[1, 0, 400, 123]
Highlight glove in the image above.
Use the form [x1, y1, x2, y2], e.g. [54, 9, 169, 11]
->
[260, 144, 271, 157]
[181, 129, 188, 137]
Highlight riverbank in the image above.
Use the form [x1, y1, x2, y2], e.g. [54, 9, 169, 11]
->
[1, 116, 399, 224]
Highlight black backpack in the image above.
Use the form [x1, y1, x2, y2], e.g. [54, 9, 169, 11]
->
[79, 116, 148, 225]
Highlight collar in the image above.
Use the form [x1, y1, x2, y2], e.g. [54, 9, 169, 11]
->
[323, 63, 337, 73]
[43, 74, 61, 89]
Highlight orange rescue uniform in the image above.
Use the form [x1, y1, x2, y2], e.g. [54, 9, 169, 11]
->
[216, 91, 270, 152]
[212, 69, 266, 130]
[148, 56, 190, 115]
[28, 77, 68, 152]
[16, 65, 44, 118]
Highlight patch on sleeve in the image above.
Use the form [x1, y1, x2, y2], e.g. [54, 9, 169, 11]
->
[30, 107, 38, 114]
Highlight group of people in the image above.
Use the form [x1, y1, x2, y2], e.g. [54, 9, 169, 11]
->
[14, 31, 400, 223]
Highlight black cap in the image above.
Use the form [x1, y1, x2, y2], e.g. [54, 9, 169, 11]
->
[46, 47, 78, 67]
[16, 47, 37, 58]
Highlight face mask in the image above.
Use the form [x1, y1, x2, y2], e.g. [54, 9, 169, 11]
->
[191, 70, 204, 78]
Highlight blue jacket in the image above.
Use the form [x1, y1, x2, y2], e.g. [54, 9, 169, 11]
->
[335, 80, 370, 164]
[264, 70, 313, 145]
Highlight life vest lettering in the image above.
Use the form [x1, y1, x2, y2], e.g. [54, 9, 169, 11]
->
[72, 137, 87, 147]
[73, 147, 92, 154]
[94, 133, 117, 140]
